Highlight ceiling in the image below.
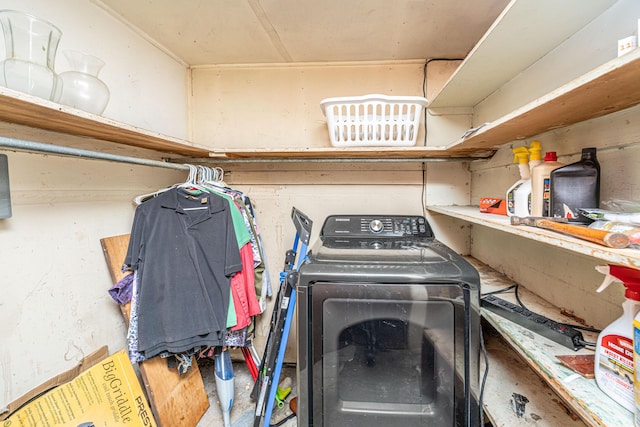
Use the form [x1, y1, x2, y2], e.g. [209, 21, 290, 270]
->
[98, 0, 511, 66]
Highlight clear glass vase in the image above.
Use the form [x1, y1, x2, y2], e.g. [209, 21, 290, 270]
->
[0, 10, 63, 101]
[59, 50, 110, 115]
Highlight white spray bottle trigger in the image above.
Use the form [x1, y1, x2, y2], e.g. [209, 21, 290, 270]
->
[596, 265, 617, 293]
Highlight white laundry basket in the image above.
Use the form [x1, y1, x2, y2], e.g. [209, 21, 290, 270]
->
[320, 94, 428, 147]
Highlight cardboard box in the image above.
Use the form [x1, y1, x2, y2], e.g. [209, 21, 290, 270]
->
[479, 197, 507, 216]
[2, 347, 157, 427]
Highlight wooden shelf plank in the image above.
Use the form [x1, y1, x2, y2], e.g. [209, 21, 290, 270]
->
[0, 85, 493, 161]
[471, 257, 632, 427]
[3, 41, 639, 162]
[208, 146, 493, 160]
[446, 49, 640, 152]
[428, 205, 640, 268]
[482, 326, 587, 427]
[0, 87, 212, 158]
[429, 0, 616, 109]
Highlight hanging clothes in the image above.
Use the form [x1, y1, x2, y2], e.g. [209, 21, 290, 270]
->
[201, 178, 273, 308]
[124, 186, 242, 359]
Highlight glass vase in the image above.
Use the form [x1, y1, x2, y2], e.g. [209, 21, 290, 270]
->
[59, 50, 110, 115]
[0, 10, 63, 101]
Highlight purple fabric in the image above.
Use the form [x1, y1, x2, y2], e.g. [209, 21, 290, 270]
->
[108, 272, 133, 304]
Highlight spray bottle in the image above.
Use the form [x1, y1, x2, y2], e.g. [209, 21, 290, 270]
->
[214, 348, 235, 427]
[506, 146, 530, 217]
[594, 265, 640, 412]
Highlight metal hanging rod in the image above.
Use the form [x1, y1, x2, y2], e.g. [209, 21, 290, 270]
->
[0, 136, 190, 171]
[169, 156, 479, 164]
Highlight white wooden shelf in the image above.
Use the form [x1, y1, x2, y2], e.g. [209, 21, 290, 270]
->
[0, 87, 484, 162]
[428, 206, 640, 269]
[4, 43, 640, 162]
[471, 257, 632, 427]
[429, 0, 616, 110]
[443, 48, 640, 153]
[0, 87, 212, 158]
[482, 326, 587, 426]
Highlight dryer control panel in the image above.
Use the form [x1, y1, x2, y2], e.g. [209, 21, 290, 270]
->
[320, 215, 433, 239]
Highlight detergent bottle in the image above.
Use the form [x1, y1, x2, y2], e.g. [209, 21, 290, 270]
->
[506, 146, 530, 217]
[531, 150, 564, 217]
[594, 264, 640, 412]
[521, 141, 543, 215]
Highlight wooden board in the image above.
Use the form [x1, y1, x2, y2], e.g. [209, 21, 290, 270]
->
[428, 206, 640, 269]
[0, 87, 211, 158]
[467, 257, 634, 427]
[483, 326, 586, 427]
[100, 234, 210, 427]
[428, 0, 617, 109]
[447, 49, 640, 152]
[557, 355, 596, 379]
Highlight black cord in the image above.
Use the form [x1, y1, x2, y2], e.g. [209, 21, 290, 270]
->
[422, 60, 428, 146]
[577, 339, 597, 348]
[478, 325, 489, 426]
[513, 284, 527, 310]
[421, 58, 464, 146]
[481, 284, 517, 297]
[561, 323, 601, 333]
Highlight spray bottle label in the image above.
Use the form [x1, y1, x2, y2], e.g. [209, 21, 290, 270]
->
[507, 183, 522, 214]
[634, 320, 640, 425]
[598, 334, 634, 409]
[542, 178, 551, 216]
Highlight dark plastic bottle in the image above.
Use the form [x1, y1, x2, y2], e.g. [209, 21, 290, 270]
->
[549, 147, 600, 221]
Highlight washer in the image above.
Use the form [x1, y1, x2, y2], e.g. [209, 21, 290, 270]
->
[296, 214, 481, 427]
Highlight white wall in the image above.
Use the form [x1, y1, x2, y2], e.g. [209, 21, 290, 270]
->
[0, 0, 189, 409]
[0, 151, 185, 409]
[0, 0, 189, 138]
[188, 61, 429, 148]
[0, 38, 464, 407]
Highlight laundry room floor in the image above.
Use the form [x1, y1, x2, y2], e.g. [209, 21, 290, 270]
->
[195, 357, 495, 427]
[197, 357, 297, 427]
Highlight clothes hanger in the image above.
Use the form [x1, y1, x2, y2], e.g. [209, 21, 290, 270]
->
[179, 165, 211, 210]
[133, 164, 203, 206]
[201, 166, 233, 195]
[177, 164, 207, 193]
[132, 164, 189, 205]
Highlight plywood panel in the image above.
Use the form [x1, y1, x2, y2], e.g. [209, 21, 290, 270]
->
[100, 234, 209, 427]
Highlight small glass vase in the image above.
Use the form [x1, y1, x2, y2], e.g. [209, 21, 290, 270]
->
[0, 10, 63, 101]
[59, 50, 110, 115]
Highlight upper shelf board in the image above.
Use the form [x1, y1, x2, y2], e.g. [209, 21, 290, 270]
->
[0, 86, 495, 161]
[207, 146, 493, 160]
[446, 48, 640, 152]
[3, 40, 639, 161]
[0, 87, 212, 158]
[428, 0, 617, 109]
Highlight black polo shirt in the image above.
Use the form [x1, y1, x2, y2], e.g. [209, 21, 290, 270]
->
[124, 187, 242, 358]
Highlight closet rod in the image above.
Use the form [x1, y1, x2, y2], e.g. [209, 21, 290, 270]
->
[170, 157, 478, 163]
[0, 136, 189, 171]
